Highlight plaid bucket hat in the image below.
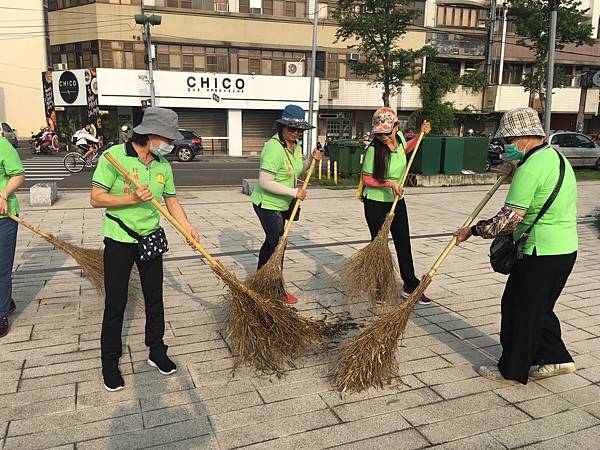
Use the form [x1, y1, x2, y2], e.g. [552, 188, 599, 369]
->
[495, 107, 545, 139]
[372, 107, 398, 134]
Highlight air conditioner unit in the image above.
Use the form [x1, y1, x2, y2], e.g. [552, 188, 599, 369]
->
[214, 3, 228, 11]
[285, 61, 304, 77]
[477, 19, 487, 28]
[250, 7, 262, 14]
[53, 63, 67, 71]
[348, 53, 360, 61]
[142, 0, 156, 6]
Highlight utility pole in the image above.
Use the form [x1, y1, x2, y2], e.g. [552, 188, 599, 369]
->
[498, 6, 508, 85]
[306, 1, 319, 156]
[486, 0, 497, 84]
[135, 14, 162, 107]
[544, 0, 559, 135]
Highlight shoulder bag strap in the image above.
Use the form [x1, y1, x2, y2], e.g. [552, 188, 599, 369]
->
[281, 144, 297, 185]
[522, 149, 565, 237]
[106, 213, 143, 241]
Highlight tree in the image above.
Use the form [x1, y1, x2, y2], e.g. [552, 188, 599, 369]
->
[332, 0, 425, 106]
[409, 54, 487, 135]
[508, 0, 593, 114]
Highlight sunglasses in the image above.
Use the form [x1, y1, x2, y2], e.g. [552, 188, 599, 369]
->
[374, 130, 394, 137]
[287, 126, 304, 133]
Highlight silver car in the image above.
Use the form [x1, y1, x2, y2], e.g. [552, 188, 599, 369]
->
[1, 121, 18, 147]
[549, 131, 600, 170]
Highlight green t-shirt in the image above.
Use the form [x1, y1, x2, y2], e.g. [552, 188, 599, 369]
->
[92, 143, 176, 244]
[0, 137, 25, 218]
[362, 133, 407, 203]
[250, 135, 303, 211]
[505, 146, 578, 256]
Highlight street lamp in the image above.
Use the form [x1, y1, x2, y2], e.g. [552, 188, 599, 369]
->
[135, 14, 162, 106]
[306, 3, 318, 156]
[544, 0, 560, 135]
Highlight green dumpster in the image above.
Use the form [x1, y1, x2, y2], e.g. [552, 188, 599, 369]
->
[463, 137, 488, 173]
[329, 139, 365, 176]
[442, 137, 464, 175]
[410, 137, 443, 176]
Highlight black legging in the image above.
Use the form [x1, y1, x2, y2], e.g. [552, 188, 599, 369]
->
[363, 197, 420, 292]
[498, 250, 576, 384]
[253, 203, 287, 269]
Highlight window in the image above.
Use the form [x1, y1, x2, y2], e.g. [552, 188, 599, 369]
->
[436, 6, 487, 29]
[573, 134, 595, 148]
[551, 134, 577, 147]
[156, 45, 229, 72]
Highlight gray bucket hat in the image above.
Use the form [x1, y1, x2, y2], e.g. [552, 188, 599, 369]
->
[133, 107, 184, 140]
[495, 107, 546, 139]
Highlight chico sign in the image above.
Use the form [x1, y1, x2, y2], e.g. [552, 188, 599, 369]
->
[186, 76, 245, 93]
[52, 69, 87, 106]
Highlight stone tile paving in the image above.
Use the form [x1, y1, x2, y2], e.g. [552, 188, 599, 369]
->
[1, 181, 599, 449]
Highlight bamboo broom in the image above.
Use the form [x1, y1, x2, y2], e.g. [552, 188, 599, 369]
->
[244, 157, 318, 302]
[104, 152, 327, 376]
[337, 131, 425, 305]
[334, 175, 507, 393]
[9, 214, 105, 294]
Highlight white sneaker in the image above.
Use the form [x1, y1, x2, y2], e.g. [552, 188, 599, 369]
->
[478, 365, 521, 385]
[529, 362, 576, 380]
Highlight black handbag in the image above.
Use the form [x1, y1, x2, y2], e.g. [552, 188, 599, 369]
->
[489, 150, 565, 275]
[106, 214, 169, 262]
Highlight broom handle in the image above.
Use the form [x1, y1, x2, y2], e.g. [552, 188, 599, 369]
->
[8, 214, 57, 241]
[281, 157, 317, 241]
[427, 175, 507, 277]
[103, 153, 222, 269]
[389, 131, 425, 212]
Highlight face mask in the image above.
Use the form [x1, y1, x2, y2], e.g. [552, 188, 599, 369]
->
[150, 141, 174, 156]
[503, 143, 524, 161]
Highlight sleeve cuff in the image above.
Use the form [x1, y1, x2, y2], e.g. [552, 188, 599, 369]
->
[505, 202, 528, 211]
[470, 225, 479, 237]
[163, 192, 176, 197]
[92, 181, 111, 191]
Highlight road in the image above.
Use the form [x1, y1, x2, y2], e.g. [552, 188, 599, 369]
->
[15, 147, 260, 190]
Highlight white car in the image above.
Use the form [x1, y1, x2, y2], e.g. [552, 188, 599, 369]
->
[549, 131, 600, 169]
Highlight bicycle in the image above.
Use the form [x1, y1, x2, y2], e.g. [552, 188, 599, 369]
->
[63, 146, 104, 173]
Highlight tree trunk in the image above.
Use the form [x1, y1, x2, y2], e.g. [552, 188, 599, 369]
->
[382, 84, 390, 107]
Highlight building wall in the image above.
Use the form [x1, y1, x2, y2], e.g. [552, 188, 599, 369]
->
[0, 0, 48, 138]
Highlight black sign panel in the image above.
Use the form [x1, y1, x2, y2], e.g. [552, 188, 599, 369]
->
[58, 71, 79, 104]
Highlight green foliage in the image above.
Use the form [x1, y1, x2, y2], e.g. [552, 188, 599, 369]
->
[508, 0, 593, 108]
[409, 55, 487, 134]
[333, 0, 425, 106]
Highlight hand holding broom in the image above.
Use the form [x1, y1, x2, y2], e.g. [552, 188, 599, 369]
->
[103, 152, 328, 376]
[337, 131, 426, 305]
[334, 175, 508, 393]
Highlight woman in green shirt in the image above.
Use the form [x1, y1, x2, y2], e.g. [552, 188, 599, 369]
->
[454, 107, 578, 385]
[361, 107, 431, 305]
[0, 138, 25, 338]
[250, 105, 321, 304]
[91, 107, 199, 392]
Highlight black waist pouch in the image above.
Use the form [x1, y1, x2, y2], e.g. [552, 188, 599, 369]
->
[106, 213, 168, 262]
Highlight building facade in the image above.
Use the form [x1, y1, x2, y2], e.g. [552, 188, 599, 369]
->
[16, 0, 600, 151]
[0, 0, 49, 139]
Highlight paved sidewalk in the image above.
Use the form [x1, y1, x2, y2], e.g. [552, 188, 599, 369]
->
[2, 181, 600, 449]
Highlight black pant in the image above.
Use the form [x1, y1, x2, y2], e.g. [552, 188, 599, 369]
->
[363, 197, 420, 292]
[101, 238, 166, 365]
[253, 203, 287, 269]
[498, 250, 576, 384]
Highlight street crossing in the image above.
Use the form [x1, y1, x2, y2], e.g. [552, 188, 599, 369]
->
[21, 155, 71, 183]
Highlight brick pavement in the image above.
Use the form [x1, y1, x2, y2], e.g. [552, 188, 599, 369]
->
[1, 181, 599, 449]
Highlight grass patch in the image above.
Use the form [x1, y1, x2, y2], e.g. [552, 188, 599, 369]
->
[574, 169, 600, 181]
[315, 174, 360, 190]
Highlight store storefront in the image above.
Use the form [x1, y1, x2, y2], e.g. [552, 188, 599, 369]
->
[42, 68, 319, 156]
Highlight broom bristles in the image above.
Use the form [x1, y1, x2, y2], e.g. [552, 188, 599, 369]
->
[221, 237, 331, 375]
[337, 212, 401, 305]
[334, 274, 432, 393]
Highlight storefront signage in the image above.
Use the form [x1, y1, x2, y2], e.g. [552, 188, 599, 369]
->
[96, 68, 318, 111]
[51, 69, 88, 106]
